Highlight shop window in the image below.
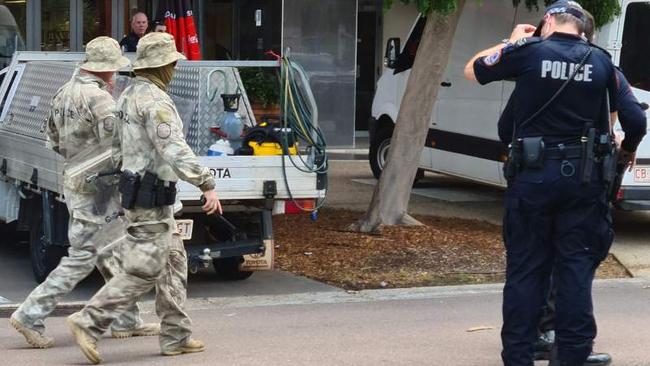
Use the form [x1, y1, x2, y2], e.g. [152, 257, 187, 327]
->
[201, 0, 281, 60]
[42, 0, 70, 51]
[83, 1, 112, 46]
[124, 0, 156, 38]
[0, 2, 25, 68]
[620, 2, 650, 92]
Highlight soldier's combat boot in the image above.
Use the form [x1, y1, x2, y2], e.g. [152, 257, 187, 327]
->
[162, 338, 205, 356]
[9, 316, 54, 349]
[111, 323, 161, 338]
[67, 313, 101, 365]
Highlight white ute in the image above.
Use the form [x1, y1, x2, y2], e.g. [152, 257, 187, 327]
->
[0, 52, 326, 282]
[369, 0, 650, 210]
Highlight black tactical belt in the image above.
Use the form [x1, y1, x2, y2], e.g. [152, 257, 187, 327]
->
[545, 145, 582, 160]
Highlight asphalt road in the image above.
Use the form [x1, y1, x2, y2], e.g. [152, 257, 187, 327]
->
[1, 280, 648, 365]
[0, 239, 336, 306]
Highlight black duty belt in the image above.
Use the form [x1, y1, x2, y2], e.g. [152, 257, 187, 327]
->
[544, 145, 582, 160]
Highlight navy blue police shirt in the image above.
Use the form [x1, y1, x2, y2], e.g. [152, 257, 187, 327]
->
[475, 32, 619, 145]
[498, 68, 647, 151]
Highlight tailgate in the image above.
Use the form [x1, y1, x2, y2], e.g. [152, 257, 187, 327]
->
[176, 155, 325, 201]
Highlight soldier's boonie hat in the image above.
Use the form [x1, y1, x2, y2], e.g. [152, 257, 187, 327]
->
[80, 36, 130, 72]
[545, 1, 586, 22]
[132, 32, 186, 70]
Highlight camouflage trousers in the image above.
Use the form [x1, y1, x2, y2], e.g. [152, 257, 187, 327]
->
[12, 192, 143, 334]
[71, 205, 192, 352]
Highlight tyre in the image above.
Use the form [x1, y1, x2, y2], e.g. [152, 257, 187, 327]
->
[213, 256, 253, 281]
[369, 126, 393, 179]
[29, 216, 66, 283]
[369, 125, 426, 183]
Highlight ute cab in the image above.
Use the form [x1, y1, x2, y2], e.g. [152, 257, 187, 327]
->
[369, 0, 650, 210]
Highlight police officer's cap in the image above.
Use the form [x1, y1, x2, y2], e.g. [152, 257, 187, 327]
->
[545, 0, 586, 22]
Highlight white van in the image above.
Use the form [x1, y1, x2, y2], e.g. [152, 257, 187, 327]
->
[369, 0, 650, 210]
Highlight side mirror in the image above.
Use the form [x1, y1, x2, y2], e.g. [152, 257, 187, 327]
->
[384, 37, 400, 69]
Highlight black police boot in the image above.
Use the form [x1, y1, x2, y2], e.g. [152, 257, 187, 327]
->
[583, 352, 612, 366]
[534, 330, 555, 360]
[548, 345, 612, 366]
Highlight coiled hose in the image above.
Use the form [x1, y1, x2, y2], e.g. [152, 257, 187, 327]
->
[279, 56, 328, 211]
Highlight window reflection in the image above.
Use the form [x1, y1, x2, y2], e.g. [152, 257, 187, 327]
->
[42, 0, 70, 51]
[83, 1, 112, 47]
[0, 2, 25, 67]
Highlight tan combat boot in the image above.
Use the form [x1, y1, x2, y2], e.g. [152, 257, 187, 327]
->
[67, 313, 101, 365]
[111, 322, 161, 338]
[9, 317, 54, 349]
[162, 338, 205, 356]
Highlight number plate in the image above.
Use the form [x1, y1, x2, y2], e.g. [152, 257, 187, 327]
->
[633, 166, 650, 183]
[176, 220, 193, 241]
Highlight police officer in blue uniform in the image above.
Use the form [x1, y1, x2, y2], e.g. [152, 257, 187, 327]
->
[464, 1, 647, 366]
[498, 12, 646, 364]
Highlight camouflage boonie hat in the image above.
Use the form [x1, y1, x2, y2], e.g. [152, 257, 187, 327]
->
[80, 36, 130, 72]
[132, 32, 186, 70]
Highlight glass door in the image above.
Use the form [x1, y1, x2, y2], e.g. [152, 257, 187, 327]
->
[41, 0, 70, 51]
[82, 0, 112, 47]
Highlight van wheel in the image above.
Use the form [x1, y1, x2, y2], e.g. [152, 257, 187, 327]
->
[213, 256, 253, 281]
[369, 127, 393, 179]
[29, 216, 66, 283]
[369, 127, 425, 183]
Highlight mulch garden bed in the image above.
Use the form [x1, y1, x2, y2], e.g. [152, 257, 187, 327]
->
[274, 209, 629, 290]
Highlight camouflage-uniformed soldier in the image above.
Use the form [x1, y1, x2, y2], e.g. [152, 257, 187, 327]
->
[10, 37, 160, 349]
[68, 32, 222, 364]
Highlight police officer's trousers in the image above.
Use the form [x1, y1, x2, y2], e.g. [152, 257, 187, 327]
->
[70, 206, 192, 352]
[12, 191, 143, 334]
[501, 160, 613, 366]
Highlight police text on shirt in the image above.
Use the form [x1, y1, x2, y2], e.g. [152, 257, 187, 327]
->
[541, 60, 593, 82]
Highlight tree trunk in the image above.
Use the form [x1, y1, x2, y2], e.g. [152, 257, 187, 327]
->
[354, 1, 466, 233]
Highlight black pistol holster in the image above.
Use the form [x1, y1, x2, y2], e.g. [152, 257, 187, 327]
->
[118, 170, 177, 209]
[118, 170, 140, 209]
[594, 89, 621, 202]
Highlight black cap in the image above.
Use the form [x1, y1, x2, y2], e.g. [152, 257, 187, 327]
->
[545, 1, 586, 22]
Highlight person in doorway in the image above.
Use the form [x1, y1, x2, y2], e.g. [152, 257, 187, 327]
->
[120, 12, 149, 52]
[67, 32, 222, 364]
[9, 36, 159, 349]
[154, 19, 167, 33]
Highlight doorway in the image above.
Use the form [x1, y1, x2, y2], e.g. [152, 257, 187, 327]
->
[200, 0, 282, 60]
[356, 0, 381, 132]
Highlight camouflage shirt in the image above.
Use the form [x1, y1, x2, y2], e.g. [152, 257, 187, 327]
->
[114, 76, 215, 191]
[46, 71, 118, 193]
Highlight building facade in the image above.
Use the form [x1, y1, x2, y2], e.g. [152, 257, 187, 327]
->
[0, 0, 418, 147]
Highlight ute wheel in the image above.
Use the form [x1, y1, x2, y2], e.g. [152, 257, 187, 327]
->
[29, 216, 66, 283]
[369, 126, 425, 183]
[213, 256, 253, 281]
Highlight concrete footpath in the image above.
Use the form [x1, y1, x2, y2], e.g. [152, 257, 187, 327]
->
[1, 279, 649, 366]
